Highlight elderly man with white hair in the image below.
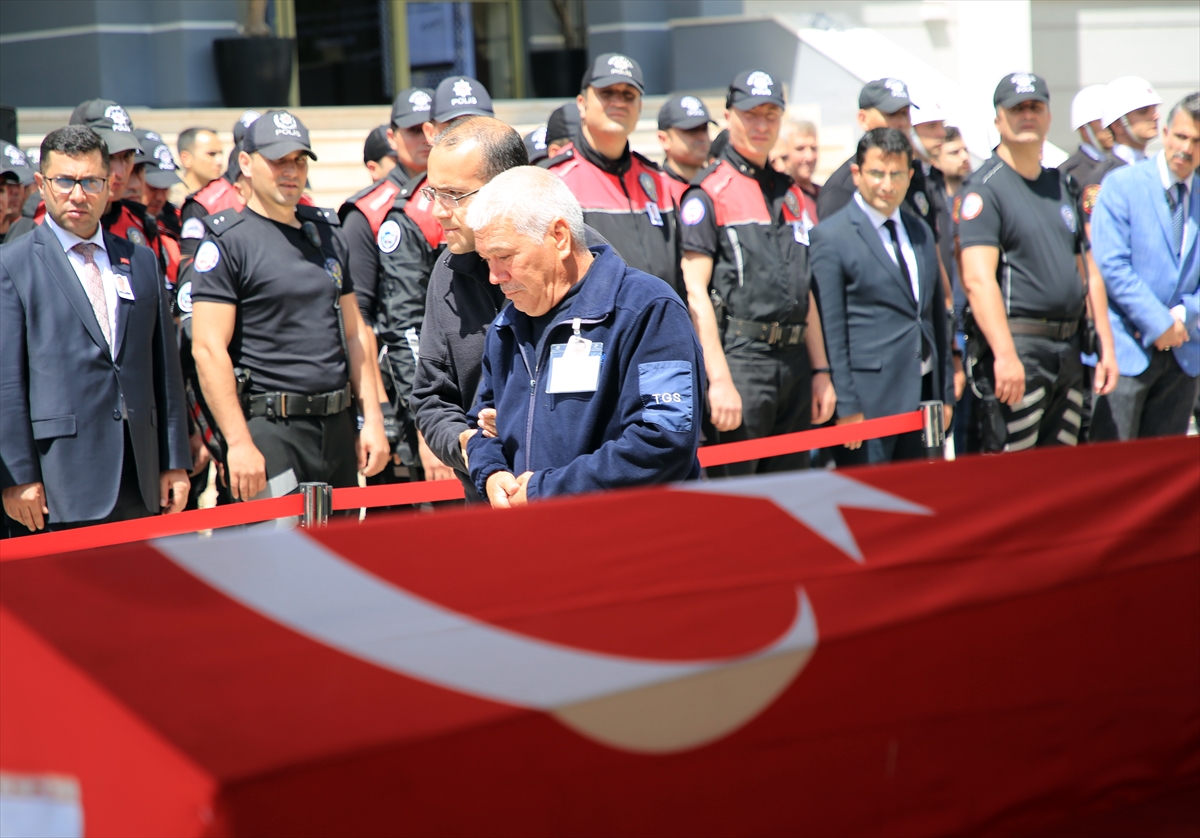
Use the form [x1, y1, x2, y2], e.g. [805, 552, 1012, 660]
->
[464, 166, 704, 507]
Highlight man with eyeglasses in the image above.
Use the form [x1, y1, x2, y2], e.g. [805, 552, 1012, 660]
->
[545, 53, 683, 300]
[811, 129, 955, 464]
[957, 73, 1117, 453]
[679, 70, 836, 475]
[189, 111, 388, 503]
[1, 125, 191, 534]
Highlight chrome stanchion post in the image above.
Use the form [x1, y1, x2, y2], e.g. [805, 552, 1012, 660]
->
[919, 400, 945, 459]
[299, 482, 332, 527]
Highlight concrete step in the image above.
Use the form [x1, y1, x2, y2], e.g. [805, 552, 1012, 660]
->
[16, 98, 852, 211]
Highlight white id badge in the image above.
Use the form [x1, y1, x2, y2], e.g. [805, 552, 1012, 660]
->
[791, 221, 809, 245]
[114, 272, 136, 300]
[546, 336, 603, 393]
[645, 201, 664, 227]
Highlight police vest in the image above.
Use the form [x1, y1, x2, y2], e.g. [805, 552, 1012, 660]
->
[345, 173, 444, 249]
[696, 159, 811, 325]
[106, 202, 181, 287]
[192, 177, 245, 216]
[548, 143, 682, 297]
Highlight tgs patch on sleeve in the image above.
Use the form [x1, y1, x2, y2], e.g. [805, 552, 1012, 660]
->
[638, 361, 694, 433]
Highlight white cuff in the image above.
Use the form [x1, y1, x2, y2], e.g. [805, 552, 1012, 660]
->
[1171, 304, 1187, 324]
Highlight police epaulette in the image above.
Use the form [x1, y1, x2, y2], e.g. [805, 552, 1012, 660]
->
[694, 160, 722, 181]
[203, 210, 243, 236]
[630, 150, 662, 171]
[543, 148, 575, 168]
[296, 204, 341, 226]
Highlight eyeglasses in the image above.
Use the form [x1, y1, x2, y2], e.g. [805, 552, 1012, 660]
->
[419, 186, 481, 207]
[47, 176, 107, 195]
[861, 170, 910, 184]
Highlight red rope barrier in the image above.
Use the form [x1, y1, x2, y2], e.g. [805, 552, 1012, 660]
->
[0, 409, 929, 561]
[698, 410, 924, 467]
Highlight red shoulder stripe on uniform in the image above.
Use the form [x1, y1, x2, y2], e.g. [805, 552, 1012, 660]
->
[403, 189, 446, 249]
[699, 160, 771, 226]
[353, 179, 402, 236]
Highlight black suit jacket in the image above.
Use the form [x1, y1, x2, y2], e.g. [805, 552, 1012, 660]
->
[811, 199, 954, 420]
[1, 221, 190, 522]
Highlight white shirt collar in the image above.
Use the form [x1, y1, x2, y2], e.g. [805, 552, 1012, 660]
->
[854, 190, 902, 230]
[1112, 143, 1146, 166]
[1157, 150, 1191, 194]
[43, 212, 106, 254]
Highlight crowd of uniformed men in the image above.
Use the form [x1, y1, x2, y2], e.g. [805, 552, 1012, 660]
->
[1, 52, 1197, 531]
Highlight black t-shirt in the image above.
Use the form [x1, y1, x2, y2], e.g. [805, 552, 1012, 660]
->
[190, 207, 355, 394]
[956, 155, 1086, 321]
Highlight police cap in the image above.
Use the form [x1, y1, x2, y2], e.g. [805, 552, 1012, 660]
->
[69, 99, 142, 155]
[391, 87, 434, 128]
[225, 143, 243, 182]
[232, 110, 262, 145]
[581, 53, 645, 94]
[659, 95, 716, 130]
[242, 109, 318, 161]
[0, 141, 35, 186]
[727, 70, 786, 111]
[134, 129, 184, 188]
[546, 103, 580, 145]
[363, 125, 396, 164]
[432, 77, 494, 123]
[524, 126, 548, 164]
[858, 78, 913, 114]
[994, 73, 1050, 110]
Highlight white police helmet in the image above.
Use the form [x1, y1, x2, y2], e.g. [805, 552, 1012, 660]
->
[1070, 84, 1107, 131]
[1101, 76, 1162, 127]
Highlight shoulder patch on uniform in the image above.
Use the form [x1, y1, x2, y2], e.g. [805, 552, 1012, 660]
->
[325, 257, 344, 290]
[912, 190, 929, 217]
[960, 192, 983, 221]
[297, 204, 340, 226]
[1060, 203, 1077, 233]
[377, 218, 402, 253]
[203, 210, 243, 236]
[176, 280, 193, 313]
[784, 190, 800, 216]
[952, 194, 962, 224]
[1082, 183, 1100, 215]
[638, 361, 693, 433]
[194, 241, 220, 272]
[181, 217, 206, 239]
[681, 196, 706, 225]
[638, 172, 658, 203]
[125, 227, 145, 246]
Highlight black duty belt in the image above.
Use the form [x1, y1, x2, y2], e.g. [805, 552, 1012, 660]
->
[1008, 317, 1079, 341]
[243, 384, 353, 419]
[726, 316, 807, 347]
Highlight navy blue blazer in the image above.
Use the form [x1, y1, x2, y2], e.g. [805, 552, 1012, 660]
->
[1, 220, 191, 523]
[811, 198, 955, 419]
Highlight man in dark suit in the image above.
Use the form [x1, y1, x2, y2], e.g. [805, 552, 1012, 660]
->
[1, 125, 191, 532]
[811, 128, 954, 464]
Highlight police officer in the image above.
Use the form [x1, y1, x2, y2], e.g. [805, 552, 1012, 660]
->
[546, 53, 682, 297]
[128, 129, 183, 285]
[425, 77, 494, 141]
[388, 88, 435, 179]
[190, 110, 388, 500]
[1080, 77, 1163, 228]
[524, 125, 549, 165]
[363, 125, 398, 182]
[1060, 85, 1112, 186]
[679, 70, 836, 473]
[0, 141, 35, 243]
[657, 94, 716, 204]
[137, 130, 185, 236]
[540, 103, 580, 163]
[178, 111, 261, 264]
[957, 73, 1117, 453]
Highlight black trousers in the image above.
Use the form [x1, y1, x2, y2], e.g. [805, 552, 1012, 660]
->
[1091, 351, 1200, 440]
[721, 340, 812, 475]
[975, 334, 1085, 452]
[240, 408, 360, 498]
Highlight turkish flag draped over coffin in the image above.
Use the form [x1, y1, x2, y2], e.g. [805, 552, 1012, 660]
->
[1, 438, 1197, 837]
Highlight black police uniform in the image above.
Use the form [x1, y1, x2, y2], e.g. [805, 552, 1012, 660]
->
[680, 144, 814, 473]
[338, 166, 445, 479]
[1059, 143, 1108, 188]
[189, 205, 361, 490]
[1078, 156, 1127, 227]
[956, 154, 1088, 452]
[546, 135, 683, 299]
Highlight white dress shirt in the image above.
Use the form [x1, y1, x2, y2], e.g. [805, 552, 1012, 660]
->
[854, 191, 920, 302]
[854, 192, 931, 374]
[44, 213, 120, 355]
[1112, 143, 1147, 166]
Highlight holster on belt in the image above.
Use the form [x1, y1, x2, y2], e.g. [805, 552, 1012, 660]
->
[962, 307, 1007, 452]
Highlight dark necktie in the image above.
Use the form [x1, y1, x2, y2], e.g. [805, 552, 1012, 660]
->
[883, 219, 914, 299]
[1168, 182, 1186, 256]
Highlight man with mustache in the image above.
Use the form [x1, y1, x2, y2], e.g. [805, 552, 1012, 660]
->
[1090, 93, 1200, 439]
[957, 73, 1117, 453]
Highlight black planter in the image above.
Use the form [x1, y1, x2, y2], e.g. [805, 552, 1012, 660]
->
[529, 49, 588, 99]
[213, 37, 294, 108]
